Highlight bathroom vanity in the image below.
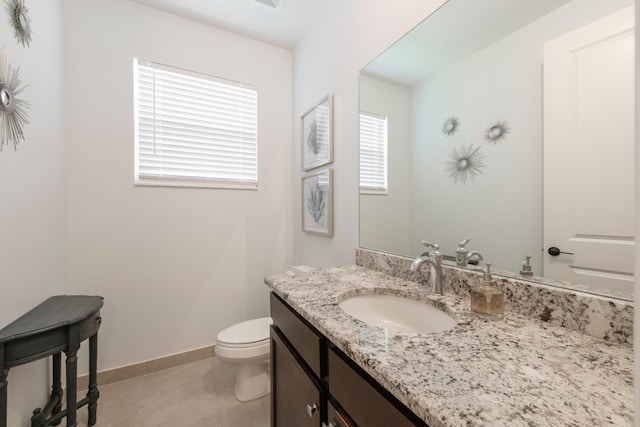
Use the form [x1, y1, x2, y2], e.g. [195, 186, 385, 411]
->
[266, 259, 633, 427]
[270, 292, 425, 427]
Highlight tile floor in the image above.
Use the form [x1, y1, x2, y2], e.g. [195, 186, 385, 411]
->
[75, 357, 269, 427]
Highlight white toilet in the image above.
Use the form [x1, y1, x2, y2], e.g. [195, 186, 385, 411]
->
[215, 317, 272, 401]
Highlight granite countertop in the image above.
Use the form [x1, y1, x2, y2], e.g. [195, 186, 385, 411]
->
[265, 265, 633, 427]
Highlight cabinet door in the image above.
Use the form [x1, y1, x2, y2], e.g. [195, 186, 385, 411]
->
[271, 326, 322, 427]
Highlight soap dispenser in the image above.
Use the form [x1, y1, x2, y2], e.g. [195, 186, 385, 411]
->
[471, 263, 504, 320]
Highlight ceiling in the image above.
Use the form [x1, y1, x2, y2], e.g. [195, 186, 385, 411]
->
[131, 0, 327, 49]
[132, 0, 575, 82]
[362, 0, 572, 87]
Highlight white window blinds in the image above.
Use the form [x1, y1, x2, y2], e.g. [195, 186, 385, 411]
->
[134, 59, 258, 188]
[359, 112, 388, 193]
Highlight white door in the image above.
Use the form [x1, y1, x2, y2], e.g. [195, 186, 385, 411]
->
[543, 6, 635, 294]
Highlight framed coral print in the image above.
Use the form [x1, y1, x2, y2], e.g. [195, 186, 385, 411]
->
[301, 94, 333, 171]
[302, 169, 333, 236]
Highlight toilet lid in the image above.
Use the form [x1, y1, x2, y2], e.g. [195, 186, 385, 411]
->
[217, 317, 272, 346]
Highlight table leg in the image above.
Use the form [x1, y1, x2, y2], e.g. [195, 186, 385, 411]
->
[65, 326, 80, 427]
[50, 353, 62, 426]
[65, 350, 78, 427]
[87, 333, 99, 426]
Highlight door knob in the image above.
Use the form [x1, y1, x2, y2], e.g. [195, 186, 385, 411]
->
[306, 403, 318, 418]
[547, 247, 574, 256]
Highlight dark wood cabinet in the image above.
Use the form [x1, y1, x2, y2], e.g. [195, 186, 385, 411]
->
[270, 292, 430, 427]
[271, 327, 323, 427]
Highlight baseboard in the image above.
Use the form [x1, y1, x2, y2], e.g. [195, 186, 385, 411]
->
[77, 345, 216, 391]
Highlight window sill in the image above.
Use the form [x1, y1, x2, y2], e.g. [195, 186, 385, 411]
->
[134, 178, 258, 190]
[360, 190, 388, 196]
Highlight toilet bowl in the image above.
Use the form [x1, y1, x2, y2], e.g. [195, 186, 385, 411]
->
[215, 317, 272, 402]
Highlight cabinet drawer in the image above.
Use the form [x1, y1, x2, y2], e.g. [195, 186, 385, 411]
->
[329, 347, 423, 427]
[270, 292, 324, 378]
[325, 401, 355, 427]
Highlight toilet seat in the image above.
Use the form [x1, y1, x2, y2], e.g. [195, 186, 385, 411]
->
[216, 317, 273, 347]
[216, 317, 272, 347]
[215, 317, 272, 359]
[217, 338, 270, 349]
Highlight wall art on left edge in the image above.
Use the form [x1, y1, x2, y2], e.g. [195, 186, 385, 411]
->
[302, 168, 333, 237]
[301, 94, 333, 171]
[8, 0, 33, 48]
[0, 49, 30, 150]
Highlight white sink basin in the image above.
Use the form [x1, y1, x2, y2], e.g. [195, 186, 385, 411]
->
[339, 294, 456, 334]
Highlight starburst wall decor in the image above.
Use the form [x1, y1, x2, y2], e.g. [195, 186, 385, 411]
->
[441, 116, 460, 137]
[0, 49, 30, 150]
[7, 0, 32, 48]
[446, 144, 485, 185]
[485, 120, 510, 143]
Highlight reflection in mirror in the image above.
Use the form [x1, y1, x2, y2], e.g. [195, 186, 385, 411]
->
[359, 0, 635, 300]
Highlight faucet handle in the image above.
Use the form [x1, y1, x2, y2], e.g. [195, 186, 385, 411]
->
[420, 241, 440, 251]
[458, 236, 471, 248]
[420, 241, 441, 258]
[520, 255, 533, 276]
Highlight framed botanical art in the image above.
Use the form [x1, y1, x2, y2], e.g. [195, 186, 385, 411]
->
[302, 168, 333, 236]
[301, 94, 333, 171]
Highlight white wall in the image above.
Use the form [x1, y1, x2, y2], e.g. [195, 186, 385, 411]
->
[62, 0, 293, 371]
[359, 75, 412, 255]
[0, 1, 67, 424]
[292, 0, 448, 268]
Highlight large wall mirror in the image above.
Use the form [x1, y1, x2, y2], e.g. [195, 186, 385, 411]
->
[359, 0, 635, 300]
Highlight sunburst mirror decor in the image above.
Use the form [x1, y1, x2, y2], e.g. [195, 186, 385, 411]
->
[7, 0, 32, 48]
[485, 120, 510, 143]
[0, 49, 30, 150]
[442, 116, 460, 137]
[446, 144, 485, 185]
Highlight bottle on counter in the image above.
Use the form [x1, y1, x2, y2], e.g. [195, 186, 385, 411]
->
[471, 263, 504, 320]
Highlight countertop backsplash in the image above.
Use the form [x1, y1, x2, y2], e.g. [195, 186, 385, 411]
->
[356, 248, 633, 345]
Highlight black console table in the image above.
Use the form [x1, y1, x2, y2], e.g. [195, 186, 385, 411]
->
[0, 295, 103, 427]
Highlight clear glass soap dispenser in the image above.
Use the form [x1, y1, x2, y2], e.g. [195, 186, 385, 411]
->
[471, 263, 504, 320]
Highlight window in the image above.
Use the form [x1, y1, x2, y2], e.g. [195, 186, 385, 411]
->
[359, 112, 388, 193]
[134, 59, 258, 189]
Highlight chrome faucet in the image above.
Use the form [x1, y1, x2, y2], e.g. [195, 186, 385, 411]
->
[409, 241, 444, 295]
[455, 236, 483, 267]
